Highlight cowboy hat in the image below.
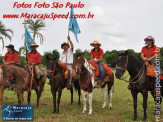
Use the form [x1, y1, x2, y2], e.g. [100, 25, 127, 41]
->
[30, 42, 39, 47]
[61, 42, 70, 49]
[6, 44, 14, 49]
[90, 40, 101, 47]
[144, 35, 155, 42]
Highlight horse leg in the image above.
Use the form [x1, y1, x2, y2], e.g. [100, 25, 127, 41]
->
[101, 87, 107, 108]
[17, 89, 23, 105]
[0, 86, 4, 108]
[82, 90, 87, 114]
[88, 92, 93, 116]
[34, 86, 40, 106]
[131, 90, 138, 121]
[108, 85, 113, 109]
[51, 85, 56, 113]
[56, 89, 62, 114]
[27, 91, 31, 105]
[78, 86, 81, 105]
[21, 91, 24, 104]
[70, 87, 73, 104]
[142, 91, 148, 121]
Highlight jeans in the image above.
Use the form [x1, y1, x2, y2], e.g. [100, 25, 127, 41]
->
[97, 62, 104, 81]
[67, 64, 72, 86]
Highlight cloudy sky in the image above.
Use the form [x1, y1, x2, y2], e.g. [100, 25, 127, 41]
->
[0, 0, 163, 55]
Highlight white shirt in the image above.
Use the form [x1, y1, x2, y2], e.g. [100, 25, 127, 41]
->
[59, 49, 73, 64]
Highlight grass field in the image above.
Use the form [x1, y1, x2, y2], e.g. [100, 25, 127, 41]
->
[0, 71, 163, 122]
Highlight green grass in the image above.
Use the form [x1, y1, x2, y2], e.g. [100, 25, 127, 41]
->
[0, 71, 163, 122]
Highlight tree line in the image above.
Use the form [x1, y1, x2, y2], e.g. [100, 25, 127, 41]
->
[1, 48, 162, 70]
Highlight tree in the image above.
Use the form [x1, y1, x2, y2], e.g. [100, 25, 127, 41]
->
[26, 19, 45, 44]
[42, 50, 60, 66]
[0, 21, 13, 49]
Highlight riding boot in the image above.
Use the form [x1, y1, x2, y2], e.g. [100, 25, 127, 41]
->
[96, 80, 103, 88]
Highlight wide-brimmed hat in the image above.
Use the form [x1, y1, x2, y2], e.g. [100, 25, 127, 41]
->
[90, 40, 101, 47]
[144, 35, 155, 42]
[30, 42, 39, 47]
[61, 42, 69, 49]
[6, 44, 14, 49]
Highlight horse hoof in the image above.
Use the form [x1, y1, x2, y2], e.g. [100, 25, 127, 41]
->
[82, 110, 86, 114]
[143, 117, 147, 121]
[133, 117, 137, 121]
[88, 113, 92, 116]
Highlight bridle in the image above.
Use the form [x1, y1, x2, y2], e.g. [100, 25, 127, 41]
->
[116, 56, 128, 72]
[116, 55, 145, 84]
[47, 61, 64, 79]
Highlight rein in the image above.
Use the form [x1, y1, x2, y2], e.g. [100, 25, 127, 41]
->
[116, 56, 145, 84]
[47, 62, 64, 80]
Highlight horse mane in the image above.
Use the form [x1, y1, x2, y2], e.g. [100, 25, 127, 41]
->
[76, 53, 82, 57]
[128, 54, 143, 68]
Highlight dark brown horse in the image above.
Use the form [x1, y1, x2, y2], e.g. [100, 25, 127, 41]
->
[75, 52, 114, 115]
[115, 51, 162, 121]
[46, 56, 81, 114]
[0, 63, 47, 108]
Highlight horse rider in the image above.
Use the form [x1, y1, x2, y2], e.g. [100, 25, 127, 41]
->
[90, 40, 104, 88]
[128, 35, 159, 90]
[27, 42, 43, 84]
[3, 44, 18, 85]
[59, 36, 74, 90]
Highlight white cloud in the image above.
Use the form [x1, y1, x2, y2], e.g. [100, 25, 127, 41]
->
[0, 0, 163, 56]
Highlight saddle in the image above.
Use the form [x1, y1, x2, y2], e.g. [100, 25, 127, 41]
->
[88, 60, 113, 82]
[25, 64, 44, 81]
[63, 65, 78, 82]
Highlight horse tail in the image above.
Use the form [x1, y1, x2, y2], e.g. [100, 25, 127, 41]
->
[73, 79, 80, 91]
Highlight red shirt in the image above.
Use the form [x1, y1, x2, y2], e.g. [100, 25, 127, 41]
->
[141, 45, 158, 58]
[3, 52, 18, 63]
[28, 51, 41, 64]
[160, 74, 163, 80]
[91, 48, 104, 59]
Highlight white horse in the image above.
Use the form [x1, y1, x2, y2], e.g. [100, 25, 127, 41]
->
[75, 52, 114, 115]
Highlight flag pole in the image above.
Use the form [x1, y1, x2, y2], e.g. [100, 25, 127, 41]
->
[22, 19, 28, 62]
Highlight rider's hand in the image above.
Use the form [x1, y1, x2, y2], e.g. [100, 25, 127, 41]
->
[143, 57, 147, 61]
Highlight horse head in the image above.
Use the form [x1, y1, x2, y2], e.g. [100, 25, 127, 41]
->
[46, 56, 57, 79]
[75, 51, 86, 73]
[0, 64, 14, 82]
[115, 50, 128, 79]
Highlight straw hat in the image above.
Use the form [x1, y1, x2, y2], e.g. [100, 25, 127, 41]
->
[90, 40, 101, 47]
[61, 42, 70, 49]
[31, 42, 39, 47]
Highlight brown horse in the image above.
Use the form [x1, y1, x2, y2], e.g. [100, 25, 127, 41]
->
[0, 63, 47, 108]
[75, 52, 114, 115]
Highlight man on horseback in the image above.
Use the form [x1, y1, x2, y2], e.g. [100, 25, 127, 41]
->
[27, 42, 43, 84]
[90, 40, 104, 88]
[3, 44, 18, 85]
[3, 44, 18, 64]
[59, 36, 74, 90]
